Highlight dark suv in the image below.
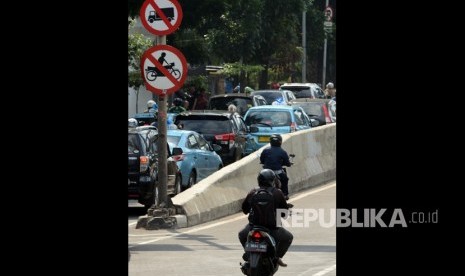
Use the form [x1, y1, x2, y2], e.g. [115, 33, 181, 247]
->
[128, 126, 179, 208]
[174, 111, 252, 165]
[208, 93, 267, 116]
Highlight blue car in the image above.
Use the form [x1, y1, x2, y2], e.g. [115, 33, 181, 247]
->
[167, 129, 223, 191]
[243, 105, 314, 154]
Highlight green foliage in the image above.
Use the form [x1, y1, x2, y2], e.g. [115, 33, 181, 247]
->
[128, 18, 152, 89]
[184, 75, 208, 90]
[127, 0, 333, 88]
[221, 63, 264, 76]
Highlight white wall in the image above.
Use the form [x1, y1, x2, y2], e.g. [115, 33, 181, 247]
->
[128, 85, 154, 118]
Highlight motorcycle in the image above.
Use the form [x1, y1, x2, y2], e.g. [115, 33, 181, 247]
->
[241, 226, 279, 276]
[240, 155, 295, 276]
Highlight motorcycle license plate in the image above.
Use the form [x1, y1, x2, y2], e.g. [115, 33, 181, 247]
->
[245, 242, 267, 252]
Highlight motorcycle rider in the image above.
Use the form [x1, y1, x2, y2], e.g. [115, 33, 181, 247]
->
[168, 98, 187, 113]
[260, 134, 292, 200]
[144, 100, 158, 113]
[238, 169, 293, 268]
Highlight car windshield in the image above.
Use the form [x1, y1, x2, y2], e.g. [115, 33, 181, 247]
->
[128, 133, 144, 153]
[245, 111, 291, 127]
[294, 103, 323, 116]
[167, 135, 181, 146]
[176, 117, 231, 134]
[252, 92, 284, 105]
[282, 87, 313, 98]
[209, 97, 252, 115]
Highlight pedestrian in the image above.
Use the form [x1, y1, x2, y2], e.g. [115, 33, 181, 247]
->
[193, 88, 208, 110]
[324, 82, 336, 99]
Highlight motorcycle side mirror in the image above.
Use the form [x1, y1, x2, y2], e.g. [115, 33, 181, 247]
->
[172, 147, 183, 156]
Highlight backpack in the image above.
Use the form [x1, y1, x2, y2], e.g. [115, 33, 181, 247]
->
[250, 187, 276, 228]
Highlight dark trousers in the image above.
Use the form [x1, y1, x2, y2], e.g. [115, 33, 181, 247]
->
[238, 224, 293, 258]
[277, 172, 289, 196]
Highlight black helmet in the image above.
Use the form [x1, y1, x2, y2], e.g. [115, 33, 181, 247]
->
[257, 169, 277, 187]
[270, 134, 282, 147]
[173, 98, 183, 106]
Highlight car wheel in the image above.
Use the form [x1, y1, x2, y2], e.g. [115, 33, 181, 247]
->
[187, 171, 196, 189]
[175, 174, 182, 194]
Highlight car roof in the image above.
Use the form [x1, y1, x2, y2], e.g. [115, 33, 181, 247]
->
[167, 129, 194, 136]
[176, 110, 233, 117]
[132, 113, 156, 118]
[292, 98, 330, 103]
[209, 93, 253, 99]
[246, 105, 295, 111]
[280, 83, 320, 87]
[128, 126, 158, 134]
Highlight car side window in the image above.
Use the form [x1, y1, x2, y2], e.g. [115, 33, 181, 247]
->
[236, 116, 248, 133]
[315, 87, 325, 98]
[293, 110, 305, 125]
[187, 134, 199, 149]
[195, 134, 210, 151]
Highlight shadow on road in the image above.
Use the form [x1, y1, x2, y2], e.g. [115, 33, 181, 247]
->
[288, 245, 335, 252]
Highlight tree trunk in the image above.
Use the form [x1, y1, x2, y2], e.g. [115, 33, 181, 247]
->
[239, 70, 246, 93]
[259, 64, 269, 89]
[135, 88, 139, 113]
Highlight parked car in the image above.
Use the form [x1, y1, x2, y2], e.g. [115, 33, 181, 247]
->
[279, 83, 326, 99]
[167, 129, 223, 191]
[132, 112, 157, 126]
[243, 105, 317, 154]
[208, 93, 267, 116]
[328, 97, 336, 122]
[128, 127, 180, 208]
[251, 90, 297, 105]
[291, 98, 333, 126]
[174, 111, 252, 164]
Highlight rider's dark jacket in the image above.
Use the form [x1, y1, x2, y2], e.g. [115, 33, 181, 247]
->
[260, 146, 291, 170]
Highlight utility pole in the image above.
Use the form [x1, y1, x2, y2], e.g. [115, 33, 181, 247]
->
[322, 0, 332, 88]
[302, 9, 307, 83]
[156, 35, 168, 207]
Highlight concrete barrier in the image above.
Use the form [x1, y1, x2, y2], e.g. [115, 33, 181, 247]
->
[171, 124, 336, 227]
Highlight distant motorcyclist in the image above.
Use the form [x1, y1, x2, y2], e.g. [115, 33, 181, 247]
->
[168, 98, 187, 114]
[260, 134, 292, 200]
[238, 169, 293, 268]
[144, 100, 158, 113]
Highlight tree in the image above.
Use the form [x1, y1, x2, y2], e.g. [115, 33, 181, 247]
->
[128, 18, 153, 113]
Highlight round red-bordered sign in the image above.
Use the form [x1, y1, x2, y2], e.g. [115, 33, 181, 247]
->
[140, 45, 188, 95]
[140, 0, 183, 36]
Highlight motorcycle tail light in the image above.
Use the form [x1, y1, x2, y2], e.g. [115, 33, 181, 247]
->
[252, 231, 262, 240]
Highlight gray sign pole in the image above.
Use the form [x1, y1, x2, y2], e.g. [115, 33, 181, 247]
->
[322, 0, 329, 89]
[302, 9, 307, 83]
[156, 35, 168, 208]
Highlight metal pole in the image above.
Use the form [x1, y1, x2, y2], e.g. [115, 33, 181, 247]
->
[302, 10, 307, 83]
[322, 37, 327, 89]
[322, 0, 329, 88]
[156, 35, 168, 207]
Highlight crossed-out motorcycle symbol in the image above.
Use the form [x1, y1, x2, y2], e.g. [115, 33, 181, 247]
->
[146, 52, 181, 81]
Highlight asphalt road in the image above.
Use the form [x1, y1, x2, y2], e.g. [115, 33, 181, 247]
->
[129, 181, 336, 276]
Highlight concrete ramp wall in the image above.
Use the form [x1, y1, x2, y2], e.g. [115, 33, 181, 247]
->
[172, 124, 336, 227]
